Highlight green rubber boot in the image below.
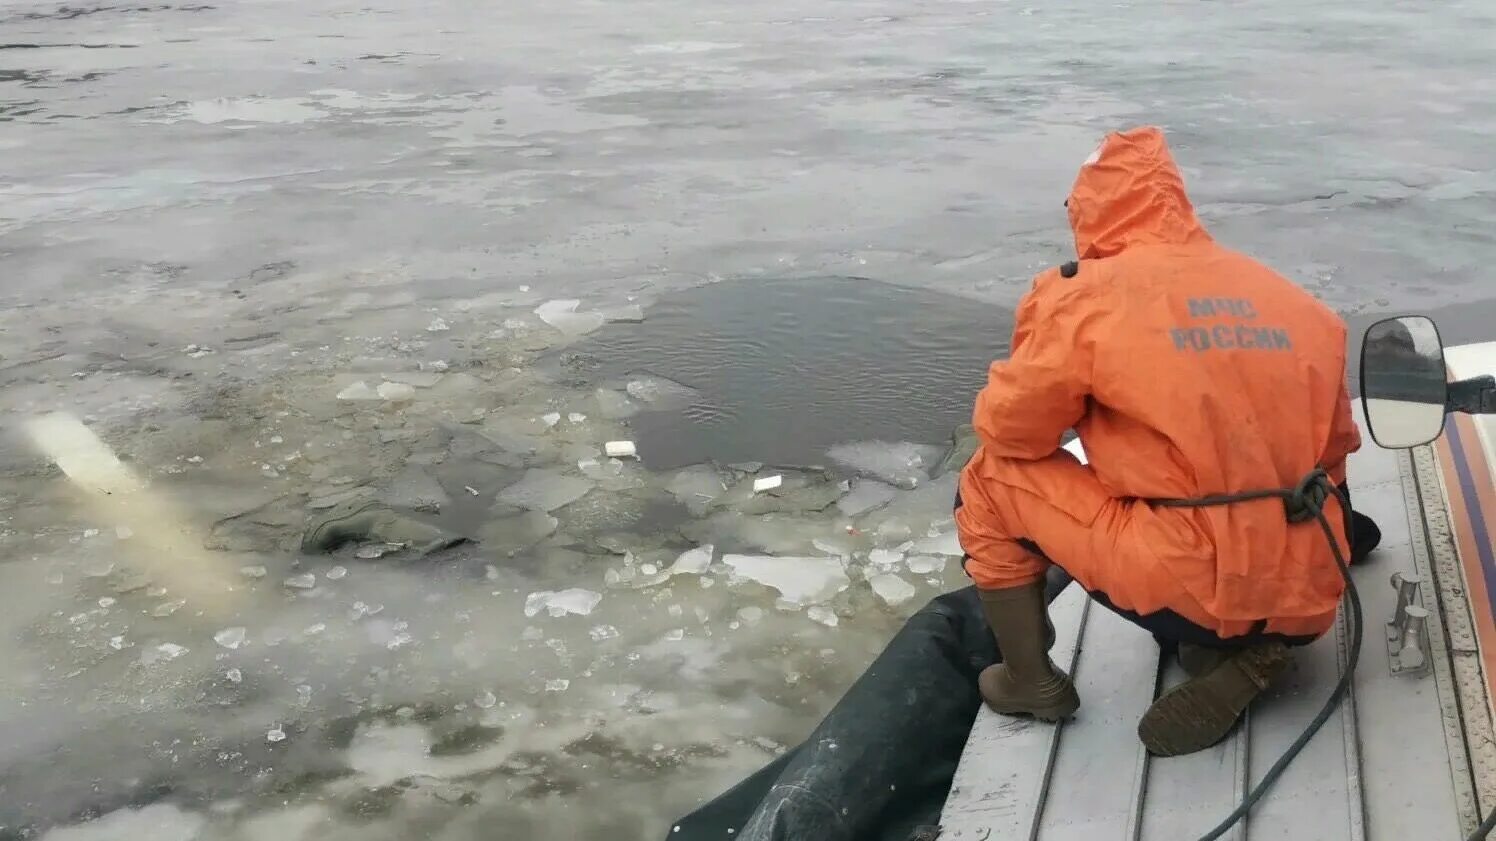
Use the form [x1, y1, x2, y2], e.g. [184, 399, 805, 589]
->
[1138, 641, 1291, 756]
[301, 499, 466, 557]
[977, 580, 1080, 722]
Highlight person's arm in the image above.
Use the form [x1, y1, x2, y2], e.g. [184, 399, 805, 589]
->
[972, 270, 1094, 461]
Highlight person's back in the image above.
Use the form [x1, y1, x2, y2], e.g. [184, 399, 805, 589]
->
[957, 126, 1363, 757]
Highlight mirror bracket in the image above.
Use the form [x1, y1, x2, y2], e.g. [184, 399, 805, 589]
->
[1448, 375, 1496, 415]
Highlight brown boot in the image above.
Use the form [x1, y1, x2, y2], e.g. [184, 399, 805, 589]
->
[1176, 643, 1230, 678]
[977, 581, 1080, 721]
[1138, 641, 1291, 756]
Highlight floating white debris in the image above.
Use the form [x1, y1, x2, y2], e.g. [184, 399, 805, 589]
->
[664, 629, 685, 641]
[669, 544, 714, 576]
[226, 667, 242, 683]
[540, 412, 562, 428]
[523, 588, 603, 618]
[498, 469, 593, 512]
[336, 381, 381, 401]
[534, 299, 605, 336]
[97, 597, 116, 608]
[568, 412, 587, 423]
[427, 317, 450, 332]
[640, 563, 660, 576]
[465, 486, 480, 496]
[283, 573, 316, 590]
[752, 475, 783, 493]
[590, 624, 620, 641]
[604, 440, 638, 459]
[108, 635, 127, 650]
[868, 548, 903, 569]
[545, 678, 571, 692]
[354, 543, 402, 560]
[869, 573, 917, 607]
[475, 690, 498, 709]
[266, 727, 287, 743]
[214, 627, 247, 650]
[624, 375, 698, 407]
[157, 642, 188, 660]
[303, 622, 326, 635]
[906, 555, 946, 574]
[722, 555, 850, 607]
[325, 565, 348, 580]
[807, 605, 840, 627]
[376, 381, 417, 402]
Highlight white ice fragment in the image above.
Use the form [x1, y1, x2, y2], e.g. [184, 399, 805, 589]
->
[534, 299, 605, 336]
[337, 381, 381, 401]
[523, 588, 603, 618]
[283, 573, 316, 590]
[266, 727, 287, 743]
[545, 678, 571, 692]
[186, 455, 204, 464]
[152, 599, 187, 617]
[664, 629, 685, 641]
[568, 412, 587, 423]
[752, 475, 783, 493]
[807, 605, 839, 627]
[540, 412, 562, 428]
[376, 381, 417, 402]
[465, 485, 480, 496]
[640, 563, 660, 576]
[97, 597, 116, 608]
[869, 573, 917, 607]
[214, 627, 247, 649]
[590, 624, 620, 641]
[269, 435, 284, 445]
[519, 284, 531, 292]
[499, 469, 593, 512]
[226, 667, 242, 683]
[836, 480, 898, 516]
[668, 545, 714, 576]
[827, 441, 943, 489]
[906, 555, 946, 574]
[115, 526, 134, 540]
[667, 603, 684, 618]
[109, 635, 126, 650]
[868, 548, 903, 569]
[355, 543, 401, 560]
[594, 388, 638, 419]
[737, 606, 765, 624]
[603, 304, 646, 323]
[911, 530, 964, 558]
[624, 375, 698, 407]
[722, 555, 850, 607]
[157, 643, 188, 659]
[475, 690, 497, 709]
[427, 317, 450, 332]
[326, 565, 348, 580]
[604, 440, 638, 459]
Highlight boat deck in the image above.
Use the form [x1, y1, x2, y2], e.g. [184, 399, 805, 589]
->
[939, 413, 1486, 840]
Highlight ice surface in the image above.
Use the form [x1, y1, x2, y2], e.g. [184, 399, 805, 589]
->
[868, 547, 903, 569]
[535, 299, 605, 336]
[326, 565, 348, 580]
[828, 441, 944, 489]
[151, 599, 186, 617]
[541, 411, 562, 428]
[807, 605, 839, 627]
[837, 479, 898, 516]
[625, 375, 699, 408]
[336, 381, 381, 401]
[39, 804, 205, 841]
[283, 573, 316, 590]
[906, 555, 946, 574]
[568, 412, 588, 423]
[603, 304, 647, 323]
[497, 469, 593, 512]
[593, 388, 638, 419]
[427, 316, 451, 332]
[911, 530, 964, 558]
[669, 544, 714, 576]
[722, 554, 849, 607]
[868, 573, 916, 607]
[266, 727, 287, 743]
[376, 381, 416, 401]
[213, 626, 247, 649]
[523, 588, 603, 618]
[546, 678, 572, 692]
[382, 465, 449, 511]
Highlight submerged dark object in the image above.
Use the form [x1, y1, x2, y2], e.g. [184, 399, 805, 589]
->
[670, 569, 1069, 841]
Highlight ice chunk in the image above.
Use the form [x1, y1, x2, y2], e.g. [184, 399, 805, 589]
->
[568, 412, 587, 423]
[906, 555, 946, 574]
[355, 543, 404, 560]
[337, 381, 381, 401]
[157, 642, 188, 660]
[590, 624, 621, 641]
[752, 475, 783, 493]
[384, 371, 445, 387]
[722, 555, 850, 607]
[326, 565, 348, 580]
[376, 382, 417, 402]
[837, 480, 898, 516]
[669, 545, 714, 576]
[868, 548, 903, 569]
[523, 588, 603, 618]
[535, 299, 605, 336]
[427, 316, 450, 332]
[828, 441, 944, 489]
[546, 679, 571, 692]
[869, 573, 917, 607]
[226, 668, 242, 683]
[214, 627, 247, 649]
[97, 597, 116, 608]
[604, 440, 638, 459]
[540, 412, 562, 428]
[737, 606, 765, 624]
[283, 573, 317, 590]
[152, 599, 187, 617]
[624, 375, 698, 408]
[603, 304, 646, 323]
[266, 727, 287, 743]
[593, 388, 638, 419]
[663, 629, 685, 641]
[475, 690, 497, 709]
[911, 530, 964, 558]
[498, 469, 593, 512]
[382, 464, 449, 511]
[807, 605, 839, 627]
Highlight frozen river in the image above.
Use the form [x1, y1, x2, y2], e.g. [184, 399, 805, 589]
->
[3, 0, 1496, 838]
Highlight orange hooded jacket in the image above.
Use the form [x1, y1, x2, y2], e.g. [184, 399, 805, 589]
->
[965, 126, 1360, 631]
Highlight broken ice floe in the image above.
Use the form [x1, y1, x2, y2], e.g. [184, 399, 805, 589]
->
[376, 382, 416, 402]
[910, 530, 963, 558]
[604, 440, 638, 459]
[722, 554, 850, 608]
[497, 469, 592, 512]
[905, 555, 946, 574]
[828, 441, 944, 489]
[624, 375, 698, 408]
[523, 588, 603, 618]
[283, 573, 316, 590]
[837, 479, 898, 516]
[603, 304, 646, 323]
[213, 627, 247, 649]
[752, 475, 783, 493]
[540, 412, 562, 428]
[868, 573, 916, 607]
[668, 544, 714, 576]
[593, 388, 638, 419]
[535, 299, 605, 336]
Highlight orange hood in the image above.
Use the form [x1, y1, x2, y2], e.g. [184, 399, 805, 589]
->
[1066, 126, 1212, 259]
